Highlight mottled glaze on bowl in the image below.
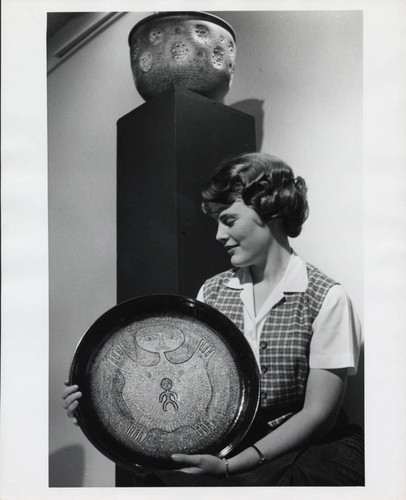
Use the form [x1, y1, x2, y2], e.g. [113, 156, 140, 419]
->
[129, 12, 236, 101]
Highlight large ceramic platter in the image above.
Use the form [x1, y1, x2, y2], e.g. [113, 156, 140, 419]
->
[69, 294, 260, 471]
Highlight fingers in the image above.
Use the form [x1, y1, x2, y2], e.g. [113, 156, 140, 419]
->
[63, 382, 81, 425]
[66, 399, 80, 418]
[176, 467, 203, 474]
[171, 454, 202, 467]
[62, 383, 82, 422]
[62, 389, 82, 408]
[172, 454, 225, 477]
[64, 393, 82, 412]
[62, 384, 80, 399]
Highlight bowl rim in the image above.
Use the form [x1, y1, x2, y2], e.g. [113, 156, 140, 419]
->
[69, 293, 259, 470]
[128, 11, 236, 45]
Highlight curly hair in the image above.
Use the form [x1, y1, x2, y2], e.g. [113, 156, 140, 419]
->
[201, 152, 309, 238]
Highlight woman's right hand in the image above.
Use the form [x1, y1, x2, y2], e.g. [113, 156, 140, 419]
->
[62, 380, 82, 426]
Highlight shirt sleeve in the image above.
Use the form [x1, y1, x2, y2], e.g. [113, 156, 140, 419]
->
[196, 285, 205, 302]
[309, 285, 362, 375]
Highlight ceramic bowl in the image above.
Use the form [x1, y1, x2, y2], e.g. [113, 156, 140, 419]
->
[129, 12, 236, 101]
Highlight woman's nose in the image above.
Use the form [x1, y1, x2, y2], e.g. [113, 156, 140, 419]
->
[216, 222, 228, 243]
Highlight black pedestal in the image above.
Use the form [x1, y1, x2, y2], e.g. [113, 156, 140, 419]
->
[116, 86, 256, 486]
[117, 86, 256, 302]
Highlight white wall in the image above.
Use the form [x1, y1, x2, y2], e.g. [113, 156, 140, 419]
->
[48, 12, 145, 487]
[48, 10, 363, 487]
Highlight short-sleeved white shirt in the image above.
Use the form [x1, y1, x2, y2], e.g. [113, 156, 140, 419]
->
[197, 252, 362, 376]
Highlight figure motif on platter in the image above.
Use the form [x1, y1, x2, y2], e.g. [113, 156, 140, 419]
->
[107, 325, 216, 438]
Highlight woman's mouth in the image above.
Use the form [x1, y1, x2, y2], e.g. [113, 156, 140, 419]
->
[226, 245, 238, 254]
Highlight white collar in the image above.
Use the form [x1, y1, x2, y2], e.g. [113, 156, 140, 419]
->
[225, 251, 309, 293]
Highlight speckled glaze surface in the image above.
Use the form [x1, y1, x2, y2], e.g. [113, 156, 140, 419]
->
[90, 315, 241, 460]
[129, 12, 236, 101]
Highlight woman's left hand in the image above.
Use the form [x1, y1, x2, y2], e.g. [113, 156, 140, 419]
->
[171, 453, 226, 477]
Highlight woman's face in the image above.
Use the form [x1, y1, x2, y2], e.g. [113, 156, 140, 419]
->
[216, 200, 273, 269]
[136, 326, 184, 353]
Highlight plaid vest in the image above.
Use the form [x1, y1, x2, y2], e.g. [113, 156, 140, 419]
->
[201, 263, 337, 429]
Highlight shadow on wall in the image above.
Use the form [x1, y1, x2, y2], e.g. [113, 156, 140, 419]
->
[343, 345, 365, 428]
[49, 445, 85, 487]
[230, 99, 264, 151]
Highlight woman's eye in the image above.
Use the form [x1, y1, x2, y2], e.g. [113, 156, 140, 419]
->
[225, 218, 235, 227]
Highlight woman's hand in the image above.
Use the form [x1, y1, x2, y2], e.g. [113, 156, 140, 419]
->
[62, 381, 82, 425]
[171, 453, 227, 477]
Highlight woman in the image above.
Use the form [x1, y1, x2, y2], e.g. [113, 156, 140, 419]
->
[63, 152, 364, 486]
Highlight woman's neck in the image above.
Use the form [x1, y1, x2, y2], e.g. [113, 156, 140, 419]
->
[250, 239, 292, 286]
[250, 243, 292, 315]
